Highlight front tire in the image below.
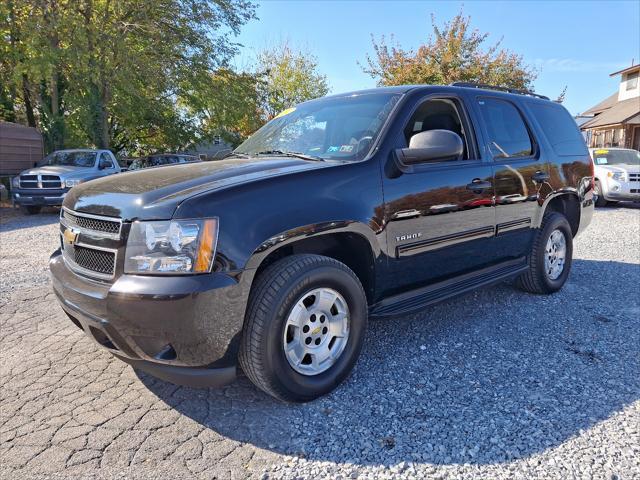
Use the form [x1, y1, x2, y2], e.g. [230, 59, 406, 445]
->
[594, 180, 608, 207]
[239, 254, 368, 402]
[516, 212, 573, 294]
[21, 206, 42, 215]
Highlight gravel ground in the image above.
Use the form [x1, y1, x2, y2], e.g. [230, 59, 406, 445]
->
[1, 204, 639, 479]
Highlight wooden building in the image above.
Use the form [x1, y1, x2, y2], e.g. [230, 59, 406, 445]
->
[0, 122, 44, 176]
[580, 64, 640, 151]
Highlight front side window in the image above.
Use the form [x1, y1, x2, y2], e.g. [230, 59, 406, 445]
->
[39, 151, 97, 167]
[236, 93, 401, 161]
[477, 98, 533, 159]
[403, 97, 472, 160]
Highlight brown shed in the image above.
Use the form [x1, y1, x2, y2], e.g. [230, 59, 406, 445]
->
[0, 122, 44, 176]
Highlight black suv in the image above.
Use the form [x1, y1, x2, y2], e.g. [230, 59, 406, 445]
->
[50, 84, 594, 402]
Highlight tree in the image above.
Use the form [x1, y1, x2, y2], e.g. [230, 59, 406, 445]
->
[363, 11, 537, 90]
[0, 0, 257, 154]
[184, 68, 264, 147]
[256, 42, 330, 120]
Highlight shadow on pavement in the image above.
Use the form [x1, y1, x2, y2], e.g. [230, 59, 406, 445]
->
[0, 206, 60, 232]
[138, 258, 639, 466]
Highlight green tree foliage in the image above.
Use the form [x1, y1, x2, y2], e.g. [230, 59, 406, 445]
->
[363, 11, 537, 90]
[1, 0, 256, 154]
[256, 42, 330, 120]
[184, 68, 264, 147]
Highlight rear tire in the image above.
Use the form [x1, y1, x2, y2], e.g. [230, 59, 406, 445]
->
[239, 254, 367, 402]
[21, 206, 42, 215]
[594, 180, 608, 207]
[516, 212, 573, 294]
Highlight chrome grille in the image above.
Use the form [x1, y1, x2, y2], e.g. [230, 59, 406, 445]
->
[62, 241, 116, 279]
[74, 246, 115, 275]
[20, 174, 61, 189]
[19, 175, 38, 188]
[629, 173, 640, 182]
[61, 208, 122, 237]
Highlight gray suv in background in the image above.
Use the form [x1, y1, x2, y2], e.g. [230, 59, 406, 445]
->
[11, 149, 121, 214]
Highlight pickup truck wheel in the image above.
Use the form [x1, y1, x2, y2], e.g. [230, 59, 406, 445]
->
[516, 212, 573, 294]
[21, 206, 42, 215]
[594, 180, 608, 207]
[239, 254, 367, 402]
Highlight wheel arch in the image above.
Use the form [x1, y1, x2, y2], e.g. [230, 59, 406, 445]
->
[243, 222, 380, 304]
[539, 192, 581, 236]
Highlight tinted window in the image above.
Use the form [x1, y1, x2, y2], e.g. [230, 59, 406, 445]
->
[529, 103, 587, 156]
[477, 98, 532, 158]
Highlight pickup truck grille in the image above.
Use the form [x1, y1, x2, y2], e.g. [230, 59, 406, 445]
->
[20, 174, 62, 189]
[63, 242, 116, 278]
[61, 208, 121, 236]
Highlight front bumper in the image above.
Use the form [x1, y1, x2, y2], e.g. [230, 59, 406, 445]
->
[13, 187, 70, 206]
[601, 180, 640, 202]
[50, 249, 251, 387]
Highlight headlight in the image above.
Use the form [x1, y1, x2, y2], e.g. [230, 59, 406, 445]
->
[11, 176, 20, 188]
[607, 171, 625, 182]
[124, 219, 218, 274]
[65, 179, 83, 188]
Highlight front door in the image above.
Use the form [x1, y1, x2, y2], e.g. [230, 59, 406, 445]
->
[381, 95, 496, 297]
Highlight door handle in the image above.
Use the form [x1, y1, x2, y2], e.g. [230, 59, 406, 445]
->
[466, 179, 492, 193]
[532, 171, 550, 183]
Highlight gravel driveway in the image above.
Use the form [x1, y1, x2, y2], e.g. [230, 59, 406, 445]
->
[1, 205, 639, 479]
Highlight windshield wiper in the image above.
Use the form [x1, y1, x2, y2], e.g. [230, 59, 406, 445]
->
[224, 151, 250, 159]
[255, 150, 325, 162]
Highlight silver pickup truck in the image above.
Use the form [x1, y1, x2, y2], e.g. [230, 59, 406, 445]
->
[11, 149, 121, 214]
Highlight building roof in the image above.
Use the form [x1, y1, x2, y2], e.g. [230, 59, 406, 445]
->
[581, 92, 619, 116]
[609, 64, 640, 77]
[580, 97, 640, 129]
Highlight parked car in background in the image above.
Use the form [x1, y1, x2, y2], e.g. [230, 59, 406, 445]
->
[590, 147, 640, 206]
[128, 154, 200, 171]
[11, 149, 121, 214]
[51, 83, 594, 402]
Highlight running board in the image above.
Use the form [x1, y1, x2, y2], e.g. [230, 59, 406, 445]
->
[369, 258, 528, 318]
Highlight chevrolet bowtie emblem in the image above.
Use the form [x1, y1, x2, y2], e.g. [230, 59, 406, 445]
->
[63, 228, 79, 245]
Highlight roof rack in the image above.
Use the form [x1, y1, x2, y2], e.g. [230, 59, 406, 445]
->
[450, 82, 550, 100]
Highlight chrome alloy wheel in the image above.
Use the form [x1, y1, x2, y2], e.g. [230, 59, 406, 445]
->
[283, 288, 350, 376]
[544, 229, 567, 280]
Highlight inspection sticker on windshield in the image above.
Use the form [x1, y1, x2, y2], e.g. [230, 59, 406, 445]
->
[327, 146, 340, 153]
[339, 145, 354, 153]
[274, 107, 296, 119]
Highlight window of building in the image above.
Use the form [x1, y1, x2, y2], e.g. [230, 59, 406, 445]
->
[626, 71, 639, 91]
[477, 98, 533, 158]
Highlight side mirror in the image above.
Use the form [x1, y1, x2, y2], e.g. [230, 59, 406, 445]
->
[396, 129, 463, 165]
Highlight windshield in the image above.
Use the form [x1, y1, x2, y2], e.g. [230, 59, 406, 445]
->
[39, 151, 97, 167]
[236, 93, 401, 161]
[592, 149, 640, 166]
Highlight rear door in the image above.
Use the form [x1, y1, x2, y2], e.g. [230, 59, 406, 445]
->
[381, 93, 496, 296]
[470, 96, 549, 259]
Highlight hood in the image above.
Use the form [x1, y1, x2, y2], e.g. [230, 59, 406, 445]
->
[22, 165, 92, 177]
[64, 157, 329, 220]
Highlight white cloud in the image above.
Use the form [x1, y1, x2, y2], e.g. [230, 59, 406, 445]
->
[533, 58, 630, 73]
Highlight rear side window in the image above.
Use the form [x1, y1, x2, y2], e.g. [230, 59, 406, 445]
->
[477, 98, 533, 158]
[529, 103, 587, 156]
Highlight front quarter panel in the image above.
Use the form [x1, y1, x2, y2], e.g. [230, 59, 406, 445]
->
[173, 160, 385, 274]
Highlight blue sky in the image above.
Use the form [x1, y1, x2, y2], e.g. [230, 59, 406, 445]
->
[234, 0, 640, 115]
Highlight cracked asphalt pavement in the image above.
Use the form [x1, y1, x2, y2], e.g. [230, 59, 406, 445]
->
[1, 204, 639, 479]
